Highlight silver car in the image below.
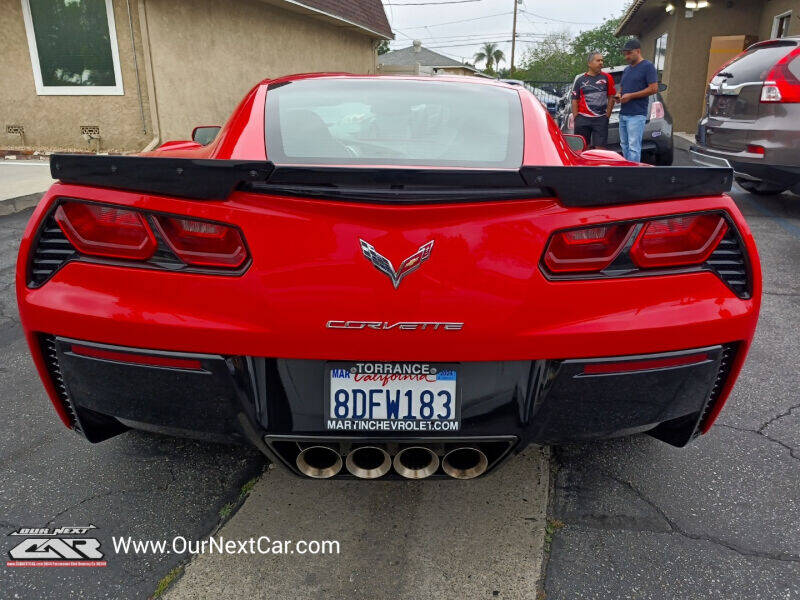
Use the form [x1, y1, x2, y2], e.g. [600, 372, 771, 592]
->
[692, 37, 800, 195]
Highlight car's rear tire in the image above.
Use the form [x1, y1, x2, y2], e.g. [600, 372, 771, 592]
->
[653, 146, 673, 166]
[735, 177, 788, 195]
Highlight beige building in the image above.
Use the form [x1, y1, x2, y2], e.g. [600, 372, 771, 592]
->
[617, 0, 799, 132]
[1, 0, 392, 153]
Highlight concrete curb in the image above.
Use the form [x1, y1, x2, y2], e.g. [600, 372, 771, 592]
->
[0, 192, 43, 216]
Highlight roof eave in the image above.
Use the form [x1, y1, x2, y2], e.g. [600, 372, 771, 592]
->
[615, 0, 647, 36]
[268, 0, 394, 39]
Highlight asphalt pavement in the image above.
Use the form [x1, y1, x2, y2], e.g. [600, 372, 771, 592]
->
[544, 146, 800, 598]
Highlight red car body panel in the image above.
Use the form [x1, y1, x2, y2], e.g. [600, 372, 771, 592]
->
[16, 74, 762, 465]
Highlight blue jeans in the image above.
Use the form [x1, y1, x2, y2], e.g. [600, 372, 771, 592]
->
[619, 114, 647, 162]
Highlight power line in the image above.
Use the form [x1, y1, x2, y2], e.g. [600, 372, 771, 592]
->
[519, 9, 601, 25]
[383, 0, 484, 4]
[399, 11, 514, 29]
[392, 31, 543, 42]
[424, 39, 517, 49]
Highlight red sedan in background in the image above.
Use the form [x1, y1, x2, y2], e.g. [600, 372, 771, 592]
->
[16, 74, 760, 480]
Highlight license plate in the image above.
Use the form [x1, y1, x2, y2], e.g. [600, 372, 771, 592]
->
[326, 362, 459, 432]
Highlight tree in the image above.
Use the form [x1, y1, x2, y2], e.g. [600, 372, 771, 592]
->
[571, 17, 630, 70]
[517, 14, 633, 82]
[474, 42, 506, 74]
[376, 40, 391, 55]
[518, 31, 579, 81]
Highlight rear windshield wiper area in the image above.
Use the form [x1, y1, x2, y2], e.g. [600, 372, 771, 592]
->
[248, 166, 540, 203]
[50, 154, 733, 208]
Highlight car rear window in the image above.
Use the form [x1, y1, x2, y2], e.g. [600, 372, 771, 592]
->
[264, 78, 524, 168]
[715, 42, 797, 84]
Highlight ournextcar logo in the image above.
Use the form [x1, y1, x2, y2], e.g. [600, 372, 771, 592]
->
[6, 525, 106, 567]
[326, 321, 463, 331]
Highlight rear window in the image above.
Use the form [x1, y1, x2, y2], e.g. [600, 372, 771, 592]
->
[265, 78, 523, 168]
[714, 43, 796, 84]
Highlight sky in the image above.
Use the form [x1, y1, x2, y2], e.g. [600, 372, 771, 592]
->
[383, 0, 631, 69]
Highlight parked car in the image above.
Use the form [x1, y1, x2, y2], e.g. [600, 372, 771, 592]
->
[500, 79, 559, 116]
[559, 65, 674, 165]
[692, 37, 800, 195]
[17, 74, 760, 480]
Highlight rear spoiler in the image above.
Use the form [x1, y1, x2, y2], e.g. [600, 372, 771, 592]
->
[50, 154, 732, 208]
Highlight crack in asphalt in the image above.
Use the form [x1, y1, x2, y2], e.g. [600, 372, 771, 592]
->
[762, 290, 800, 297]
[600, 471, 800, 564]
[46, 461, 178, 525]
[758, 402, 800, 434]
[716, 423, 799, 461]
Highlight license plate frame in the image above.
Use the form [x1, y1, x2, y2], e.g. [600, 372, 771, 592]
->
[324, 362, 461, 432]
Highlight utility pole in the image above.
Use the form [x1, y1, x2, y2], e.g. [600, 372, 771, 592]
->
[510, 0, 519, 74]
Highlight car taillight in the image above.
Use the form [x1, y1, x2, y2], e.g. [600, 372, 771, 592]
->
[629, 214, 727, 268]
[543, 224, 633, 273]
[54, 201, 156, 260]
[153, 215, 247, 268]
[649, 100, 664, 119]
[760, 46, 800, 103]
[541, 212, 748, 296]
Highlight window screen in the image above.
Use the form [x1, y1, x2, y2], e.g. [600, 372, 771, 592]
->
[27, 0, 117, 87]
[654, 33, 668, 75]
[265, 78, 524, 168]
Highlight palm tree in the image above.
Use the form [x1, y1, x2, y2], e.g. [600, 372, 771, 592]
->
[473, 42, 506, 73]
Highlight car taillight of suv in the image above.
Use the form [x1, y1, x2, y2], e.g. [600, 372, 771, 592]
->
[760, 45, 800, 103]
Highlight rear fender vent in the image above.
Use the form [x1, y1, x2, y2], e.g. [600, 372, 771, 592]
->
[28, 214, 77, 287]
[694, 342, 739, 437]
[40, 335, 82, 434]
[705, 224, 750, 298]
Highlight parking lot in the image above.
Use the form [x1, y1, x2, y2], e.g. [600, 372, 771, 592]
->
[1, 143, 798, 599]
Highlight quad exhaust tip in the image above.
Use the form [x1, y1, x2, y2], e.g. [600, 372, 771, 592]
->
[295, 445, 342, 479]
[393, 446, 440, 479]
[441, 447, 488, 479]
[345, 446, 392, 479]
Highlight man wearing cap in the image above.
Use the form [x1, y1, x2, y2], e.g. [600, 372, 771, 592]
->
[570, 52, 616, 149]
[616, 38, 659, 162]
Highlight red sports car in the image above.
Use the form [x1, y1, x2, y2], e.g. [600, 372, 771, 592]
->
[16, 74, 761, 480]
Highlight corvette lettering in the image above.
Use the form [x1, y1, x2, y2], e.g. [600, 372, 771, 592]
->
[326, 321, 463, 331]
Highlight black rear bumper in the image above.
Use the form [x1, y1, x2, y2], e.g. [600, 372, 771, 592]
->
[41, 336, 738, 477]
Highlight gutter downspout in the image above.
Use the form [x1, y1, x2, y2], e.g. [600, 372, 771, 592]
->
[125, 0, 146, 135]
[137, 0, 161, 152]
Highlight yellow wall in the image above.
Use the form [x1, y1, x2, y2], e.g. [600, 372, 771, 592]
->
[143, 0, 378, 142]
[0, 0, 153, 153]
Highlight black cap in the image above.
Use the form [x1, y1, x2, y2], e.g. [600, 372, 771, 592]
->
[622, 38, 641, 51]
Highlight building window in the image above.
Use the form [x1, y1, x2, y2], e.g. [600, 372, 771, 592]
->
[21, 0, 124, 95]
[772, 11, 792, 38]
[654, 33, 668, 76]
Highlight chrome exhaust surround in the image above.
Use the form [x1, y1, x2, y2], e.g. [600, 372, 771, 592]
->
[345, 446, 392, 479]
[295, 445, 342, 479]
[393, 446, 440, 479]
[441, 447, 489, 479]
